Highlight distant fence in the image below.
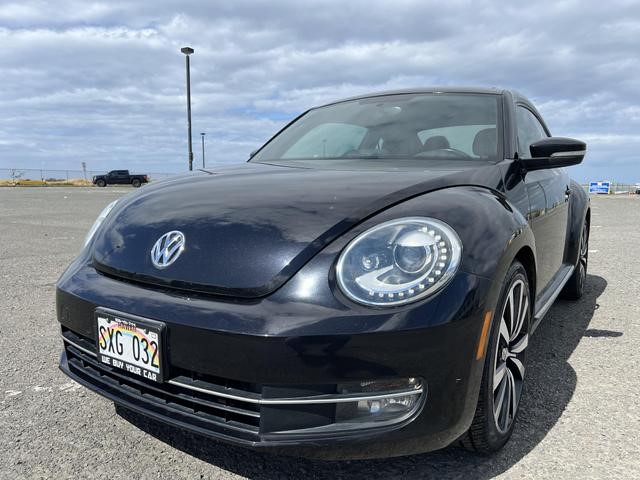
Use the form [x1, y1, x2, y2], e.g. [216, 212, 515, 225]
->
[0, 168, 176, 182]
[581, 183, 639, 195]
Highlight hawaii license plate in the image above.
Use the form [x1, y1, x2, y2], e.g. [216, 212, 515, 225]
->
[95, 309, 164, 383]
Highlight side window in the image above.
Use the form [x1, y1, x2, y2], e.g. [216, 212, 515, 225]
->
[516, 106, 548, 159]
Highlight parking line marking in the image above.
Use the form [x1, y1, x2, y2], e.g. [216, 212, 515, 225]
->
[3, 382, 81, 399]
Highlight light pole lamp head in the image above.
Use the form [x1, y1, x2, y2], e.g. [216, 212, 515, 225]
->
[200, 132, 206, 136]
[181, 46, 194, 55]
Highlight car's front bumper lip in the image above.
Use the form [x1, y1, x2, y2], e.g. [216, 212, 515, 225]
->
[56, 262, 497, 458]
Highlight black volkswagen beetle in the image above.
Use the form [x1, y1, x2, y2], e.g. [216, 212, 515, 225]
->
[57, 88, 589, 459]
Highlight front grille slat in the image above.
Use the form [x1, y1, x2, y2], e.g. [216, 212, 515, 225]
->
[168, 375, 262, 403]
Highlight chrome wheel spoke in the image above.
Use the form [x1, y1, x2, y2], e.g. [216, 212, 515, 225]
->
[494, 362, 507, 391]
[512, 295, 528, 341]
[499, 318, 510, 344]
[578, 225, 588, 283]
[507, 288, 515, 335]
[510, 285, 523, 341]
[511, 333, 528, 354]
[502, 372, 512, 430]
[507, 369, 518, 418]
[580, 226, 588, 257]
[494, 375, 507, 424]
[509, 356, 525, 379]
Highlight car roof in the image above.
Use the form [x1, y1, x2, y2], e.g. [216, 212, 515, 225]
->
[319, 87, 513, 108]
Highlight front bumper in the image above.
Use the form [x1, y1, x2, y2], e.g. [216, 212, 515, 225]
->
[57, 261, 497, 459]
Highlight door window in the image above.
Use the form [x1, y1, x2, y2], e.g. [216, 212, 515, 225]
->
[516, 107, 548, 159]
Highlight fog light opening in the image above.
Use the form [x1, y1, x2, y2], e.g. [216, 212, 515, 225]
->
[333, 377, 425, 430]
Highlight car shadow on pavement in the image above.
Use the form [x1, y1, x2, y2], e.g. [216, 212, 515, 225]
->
[116, 274, 607, 479]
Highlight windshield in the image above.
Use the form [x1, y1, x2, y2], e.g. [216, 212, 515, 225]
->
[251, 93, 501, 167]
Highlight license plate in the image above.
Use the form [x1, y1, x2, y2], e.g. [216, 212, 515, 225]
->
[95, 309, 164, 383]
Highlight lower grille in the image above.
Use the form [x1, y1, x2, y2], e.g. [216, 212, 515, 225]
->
[61, 328, 261, 440]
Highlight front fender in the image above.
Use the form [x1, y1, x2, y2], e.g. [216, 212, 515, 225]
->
[352, 186, 536, 285]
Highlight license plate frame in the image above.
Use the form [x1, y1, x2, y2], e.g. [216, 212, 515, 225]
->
[95, 308, 165, 383]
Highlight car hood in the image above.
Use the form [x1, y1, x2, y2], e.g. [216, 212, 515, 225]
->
[93, 161, 499, 297]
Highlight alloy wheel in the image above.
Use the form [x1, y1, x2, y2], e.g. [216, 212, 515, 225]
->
[578, 223, 589, 291]
[493, 278, 529, 433]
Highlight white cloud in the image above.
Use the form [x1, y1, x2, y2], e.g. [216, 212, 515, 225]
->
[0, 0, 638, 181]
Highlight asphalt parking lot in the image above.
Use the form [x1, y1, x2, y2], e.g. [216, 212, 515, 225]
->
[1, 187, 639, 479]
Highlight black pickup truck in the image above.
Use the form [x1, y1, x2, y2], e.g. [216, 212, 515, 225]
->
[92, 170, 148, 188]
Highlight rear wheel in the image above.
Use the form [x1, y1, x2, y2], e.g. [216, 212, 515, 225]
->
[131, 178, 141, 188]
[96, 179, 106, 187]
[461, 261, 530, 453]
[560, 219, 589, 300]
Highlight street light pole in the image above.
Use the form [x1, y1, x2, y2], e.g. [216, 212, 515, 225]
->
[181, 46, 194, 171]
[200, 132, 206, 168]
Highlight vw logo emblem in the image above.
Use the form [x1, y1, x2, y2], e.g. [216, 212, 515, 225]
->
[150, 230, 186, 269]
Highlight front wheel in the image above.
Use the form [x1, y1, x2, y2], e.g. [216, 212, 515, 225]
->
[131, 179, 141, 188]
[461, 261, 530, 453]
[96, 179, 106, 187]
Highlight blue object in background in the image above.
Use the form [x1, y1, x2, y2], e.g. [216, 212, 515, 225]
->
[589, 181, 610, 194]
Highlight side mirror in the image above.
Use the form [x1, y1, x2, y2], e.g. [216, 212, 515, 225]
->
[522, 137, 586, 171]
[248, 150, 258, 159]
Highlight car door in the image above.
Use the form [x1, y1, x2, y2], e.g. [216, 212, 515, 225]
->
[116, 170, 128, 184]
[516, 105, 570, 293]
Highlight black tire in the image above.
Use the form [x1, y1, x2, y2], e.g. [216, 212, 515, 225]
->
[560, 219, 589, 300]
[461, 261, 530, 453]
[131, 178, 141, 188]
[96, 179, 106, 187]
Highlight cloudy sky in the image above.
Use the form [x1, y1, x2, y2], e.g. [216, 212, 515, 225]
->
[0, 0, 639, 182]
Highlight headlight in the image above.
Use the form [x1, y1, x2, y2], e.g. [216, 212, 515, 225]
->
[336, 217, 462, 306]
[84, 200, 118, 247]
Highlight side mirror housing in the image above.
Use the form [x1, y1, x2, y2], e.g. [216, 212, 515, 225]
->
[522, 137, 586, 171]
